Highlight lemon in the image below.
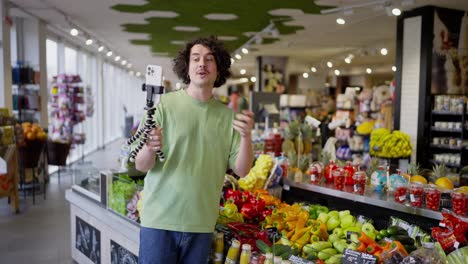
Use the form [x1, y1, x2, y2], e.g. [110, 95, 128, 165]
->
[410, 175, 428, 184]
[435, 177, 454, 189]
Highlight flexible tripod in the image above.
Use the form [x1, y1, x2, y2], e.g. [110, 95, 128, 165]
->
[126, 83, 165, 162]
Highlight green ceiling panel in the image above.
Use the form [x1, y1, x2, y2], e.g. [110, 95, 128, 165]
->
[112, 1, 332, 57]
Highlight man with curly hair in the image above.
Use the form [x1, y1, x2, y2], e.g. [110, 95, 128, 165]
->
[135, 36, 254, 264]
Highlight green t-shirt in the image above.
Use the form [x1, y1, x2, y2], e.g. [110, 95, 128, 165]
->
[136, 89, 240, 233]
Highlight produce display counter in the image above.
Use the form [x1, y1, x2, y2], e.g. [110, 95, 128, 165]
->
[66, 170, 140, 264]
[282, 178, 441, 231]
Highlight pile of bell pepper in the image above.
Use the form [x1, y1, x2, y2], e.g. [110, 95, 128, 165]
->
[227, 222, 271, 251]
[223, 189, 275, 223]
[309, 204, 330, 220]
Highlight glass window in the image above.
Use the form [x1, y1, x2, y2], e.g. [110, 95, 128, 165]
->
[64, 46, 77, 74]
[46, 39, 58, 81]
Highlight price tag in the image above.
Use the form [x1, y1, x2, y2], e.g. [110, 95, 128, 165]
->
[454, 241, 460, 249]
[439, 222, 446, 228]
[283, 184, 290, 191]
[288, 255, 314, 264]
[341, 249, 378, 264]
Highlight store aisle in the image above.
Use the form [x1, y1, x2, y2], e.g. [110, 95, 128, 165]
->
[0, 139, 125, 264]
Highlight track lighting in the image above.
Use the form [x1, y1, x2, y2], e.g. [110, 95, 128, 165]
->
[70, 28, 78, 36]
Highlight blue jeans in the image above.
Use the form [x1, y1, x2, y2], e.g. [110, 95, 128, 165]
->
[139, 227, 213, 264]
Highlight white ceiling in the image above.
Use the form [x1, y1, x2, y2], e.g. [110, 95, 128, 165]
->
[8, 0, 468, 83]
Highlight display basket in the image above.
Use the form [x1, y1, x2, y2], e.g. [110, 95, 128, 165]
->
[47, 140, 71, 166]
[18, 140, 45, 168]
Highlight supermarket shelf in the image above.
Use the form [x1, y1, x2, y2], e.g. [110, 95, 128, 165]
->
[429, 159, 461, 168]
[337, 108, 354, 111]
[430, 144, 464, 150]
[283, 179, 443, 221]
[431, 110, 463, 116]
[431, 127, 463, 133]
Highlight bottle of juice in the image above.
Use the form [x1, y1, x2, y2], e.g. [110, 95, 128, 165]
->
[213, 233, 224, 264]
[239, 244, 251, 264]
[224, 239, 240, 264]
[264, 252, 274, 264]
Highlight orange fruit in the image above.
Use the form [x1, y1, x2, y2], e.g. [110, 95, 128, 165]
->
[26, 132, 36, 141]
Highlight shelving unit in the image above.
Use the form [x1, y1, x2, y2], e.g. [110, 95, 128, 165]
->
[428, 95, 468, 173]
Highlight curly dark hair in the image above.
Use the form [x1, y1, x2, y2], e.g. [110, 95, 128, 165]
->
[173, 36, 232, 88]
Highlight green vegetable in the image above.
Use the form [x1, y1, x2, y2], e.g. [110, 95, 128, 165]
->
[389, 235, 415, 245]
[387, 226, 408, 236]
[109, 176, 137, 216]
[325, 254, 343, 264]
[318, 248, 337, 260]
[379, 229, 389, 237]
[256, 240, 271, 254]
[310, 241, 332, 251]
[273, 244, 292, 256]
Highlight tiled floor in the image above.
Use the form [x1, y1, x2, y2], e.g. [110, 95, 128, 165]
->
[0, 139, 124, 264]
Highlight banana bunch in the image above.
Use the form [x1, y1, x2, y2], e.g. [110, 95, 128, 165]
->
[238, 154, 274, 191]
[370, 129, 412, 158]
[369, 128, 390, 155]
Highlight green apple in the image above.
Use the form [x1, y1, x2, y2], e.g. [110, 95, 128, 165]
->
[317, 212, 330, 224]
[332, 227, 344, 238]
[340, 215, 356, 228]
[328, 210, 339, 218]
[327, 216, 341, 231]
[338, 210, 351, 219]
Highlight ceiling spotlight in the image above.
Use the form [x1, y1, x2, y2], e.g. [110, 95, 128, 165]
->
[345, 57, 351, 64]
[121, 60, 127, 65]
[392, 66, 397, 72]
[336, 18, 346, 25]
[235, 54, 242, 60]
[136, 72, 141, 77]
[327, 61, 333, 68]
[334, 69, 340, 76]
[85, 39, 93, 45]
[366, 68, 372, 74]
[348, 54, 355, 59]
[98, 46, 104, 52]
[106, 51, 113, 57]
[250, 77, 257, 82]
[241, 48, 249, 54]
[240, 69, 246, 75]
[127, 63, 132, 68]
[380, 48, 388, 55]
[129, 71, 134, 75]
[392, 8, 402, 16]
[115, 56, 121, 62]
[311, 67, 317, 72]
[303, 72, 309, 78]
[240, 77, 249, 83]
[230, 58, 235, 65]
[70, 28, 79, 36]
